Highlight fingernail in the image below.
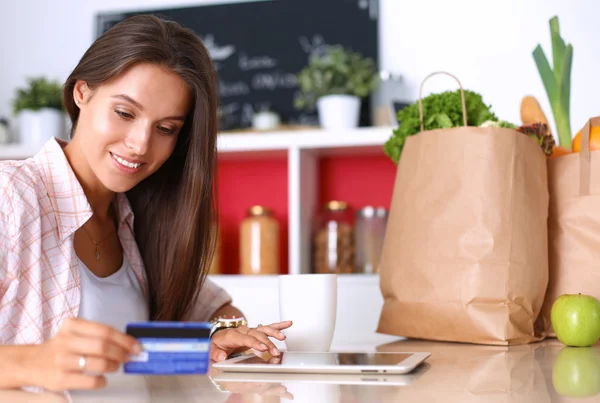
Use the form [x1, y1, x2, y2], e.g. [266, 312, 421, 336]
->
[272, 348, 280, 356]
[260, 344, 268, 350]
[133, 344, 143, 354]
[218, 352, 226, 361]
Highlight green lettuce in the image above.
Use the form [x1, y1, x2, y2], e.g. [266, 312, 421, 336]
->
[384, 90, 498, 164]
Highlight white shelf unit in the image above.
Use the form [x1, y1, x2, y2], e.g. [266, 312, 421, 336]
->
[217, 126, 393, 275]
[0, 125, 394, 275]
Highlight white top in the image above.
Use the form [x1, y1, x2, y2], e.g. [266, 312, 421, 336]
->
[77, 255, 149, 332]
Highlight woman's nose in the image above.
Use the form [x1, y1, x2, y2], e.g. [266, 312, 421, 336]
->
[124, 125, 151, 155]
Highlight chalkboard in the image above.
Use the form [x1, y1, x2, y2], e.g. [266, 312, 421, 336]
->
[96, 0, 379, 131]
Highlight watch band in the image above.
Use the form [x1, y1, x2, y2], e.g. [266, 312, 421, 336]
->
[209, 315, 248, 338]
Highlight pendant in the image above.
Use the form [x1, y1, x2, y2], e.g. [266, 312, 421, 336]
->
[95, 245, 100, 260]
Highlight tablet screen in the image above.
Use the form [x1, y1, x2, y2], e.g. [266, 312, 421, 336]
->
[233, 352, 413, 366]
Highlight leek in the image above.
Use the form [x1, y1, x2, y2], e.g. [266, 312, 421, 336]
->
[533, 16, 573, 149]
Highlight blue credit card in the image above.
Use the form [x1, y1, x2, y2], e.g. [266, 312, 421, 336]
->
[124, 322, 212, 375]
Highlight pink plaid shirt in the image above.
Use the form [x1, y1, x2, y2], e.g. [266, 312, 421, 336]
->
[0, 138, 231, 345]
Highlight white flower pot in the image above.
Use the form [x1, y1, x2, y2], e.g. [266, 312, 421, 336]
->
[317, 94, 361, 130]
[18, 108, 66, 149]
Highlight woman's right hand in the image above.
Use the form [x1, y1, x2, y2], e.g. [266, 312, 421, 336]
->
[23, 318, 142, 391]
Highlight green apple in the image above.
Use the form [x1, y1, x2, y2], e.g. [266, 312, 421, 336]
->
[552, 347, 600, 397]
[551, 293, 600, 347]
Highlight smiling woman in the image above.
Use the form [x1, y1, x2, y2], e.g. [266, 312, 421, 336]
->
[0, 14, 291, 392]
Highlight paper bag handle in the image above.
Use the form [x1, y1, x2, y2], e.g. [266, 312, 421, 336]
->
[418, 71, 468, 132]
[578, 117, 600, 195]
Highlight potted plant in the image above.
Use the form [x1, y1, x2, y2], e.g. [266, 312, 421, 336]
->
[12, 77, 66, 148]
[294, 47, 378, 130]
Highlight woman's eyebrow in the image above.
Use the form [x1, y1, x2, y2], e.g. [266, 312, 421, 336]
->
[112, 94, 145, 110]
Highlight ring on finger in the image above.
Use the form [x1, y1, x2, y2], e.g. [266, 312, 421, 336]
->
[78, 355, 87, 371]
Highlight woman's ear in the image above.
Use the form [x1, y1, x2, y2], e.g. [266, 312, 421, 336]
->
[73, 80, 91, 106]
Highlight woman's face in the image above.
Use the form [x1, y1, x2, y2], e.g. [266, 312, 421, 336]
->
[72, 63, 191, 193]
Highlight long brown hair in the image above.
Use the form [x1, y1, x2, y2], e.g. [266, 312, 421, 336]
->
[63, 15, 218, 321]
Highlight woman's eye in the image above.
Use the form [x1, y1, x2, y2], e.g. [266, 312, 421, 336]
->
[115, 110, 133, 120]
[159, 126, 176, 134]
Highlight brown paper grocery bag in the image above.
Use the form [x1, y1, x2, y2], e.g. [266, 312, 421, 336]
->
[540, 117, 600, 337]
[377, 72, 549, 345]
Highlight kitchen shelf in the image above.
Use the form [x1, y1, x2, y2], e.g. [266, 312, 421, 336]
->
[215, 126, 396, 275]
[217, 126, 392, 156]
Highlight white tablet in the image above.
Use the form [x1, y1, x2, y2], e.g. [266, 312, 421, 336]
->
[211, 362, 431, 387]
[212, 351, 431, 375]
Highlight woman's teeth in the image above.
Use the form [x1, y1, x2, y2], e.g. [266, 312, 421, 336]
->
[112, 153, 141, 169]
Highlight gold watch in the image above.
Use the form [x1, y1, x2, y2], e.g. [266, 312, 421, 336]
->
[209, 315, 248, 338]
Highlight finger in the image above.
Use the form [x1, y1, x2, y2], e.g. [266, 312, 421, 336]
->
[63, 318, 141, 354]
[255, 325, 287, 341]
[264, 321, 293, 330]
[267, 356, 282, 364]
[55, 373, 107, 391]
[265, 385, 293, 399]
[236, 382, 266, 393]
[256, 383, 275, 393]
[59, 353, 120, 374]
[210, 345, 229, 362]
[68, 335, 131, 363]
[227, 331, 270, 354]
[247, 329, 280, 356]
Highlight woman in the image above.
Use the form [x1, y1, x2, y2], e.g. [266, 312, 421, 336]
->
[0, 15, 291, 392]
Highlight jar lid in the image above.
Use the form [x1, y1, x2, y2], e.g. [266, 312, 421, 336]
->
[357, 206, 388, 218]
[325, 201, 349, 211]
[247, 205, 273, 216]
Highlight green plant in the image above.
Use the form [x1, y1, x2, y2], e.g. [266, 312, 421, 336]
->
[294, 47, 378, 110]
[533, 15, 573, 149]
[12, 77, 63, 115]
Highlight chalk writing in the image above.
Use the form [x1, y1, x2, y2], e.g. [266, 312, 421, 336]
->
[219, 80, 250, 97]
[239, 53, 278, 71]
[251, 72, 297, 91]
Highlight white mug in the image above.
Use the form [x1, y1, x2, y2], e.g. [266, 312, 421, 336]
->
[278, 274, 337, 352]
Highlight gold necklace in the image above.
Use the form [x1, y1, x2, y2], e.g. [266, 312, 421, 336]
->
[81, 225, 115, 260]
[81, 207, 117, 260]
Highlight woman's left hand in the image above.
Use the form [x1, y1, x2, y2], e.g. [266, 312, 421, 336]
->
[210, 320, 293, 362]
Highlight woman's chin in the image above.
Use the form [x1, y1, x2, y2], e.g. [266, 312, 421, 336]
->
[101, 177, 142, 194]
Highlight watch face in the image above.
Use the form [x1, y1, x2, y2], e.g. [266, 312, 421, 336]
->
[215, 316, 247, 327]
[220, 315, 242, 322]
